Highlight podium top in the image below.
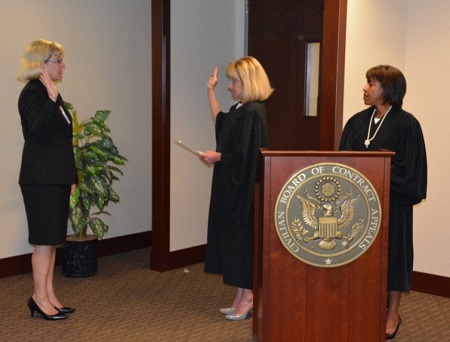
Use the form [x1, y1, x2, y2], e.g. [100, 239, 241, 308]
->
[260, 149, 395, 158]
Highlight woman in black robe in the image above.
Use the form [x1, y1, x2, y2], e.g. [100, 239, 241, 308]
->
[339, 65, 427, 339]
[200, 56, 273, 321]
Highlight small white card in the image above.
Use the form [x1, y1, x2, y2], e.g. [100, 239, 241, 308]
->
[59, 106, 70, 124]
[173, 140, 202, 156]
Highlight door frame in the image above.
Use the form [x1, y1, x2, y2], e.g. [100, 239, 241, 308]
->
[320, 0, 347, 149]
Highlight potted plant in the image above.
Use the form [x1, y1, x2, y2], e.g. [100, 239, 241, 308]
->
[62, 102, 127, 277]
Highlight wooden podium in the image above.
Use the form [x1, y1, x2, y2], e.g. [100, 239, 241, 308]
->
[253, 150, 394, 342]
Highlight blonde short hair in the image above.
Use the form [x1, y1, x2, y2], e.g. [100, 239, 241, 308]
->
[17, 39, 64, 82]
[225, 56, 274, 103]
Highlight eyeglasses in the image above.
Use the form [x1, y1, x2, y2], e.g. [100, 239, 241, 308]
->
[46, 58, 63, 64]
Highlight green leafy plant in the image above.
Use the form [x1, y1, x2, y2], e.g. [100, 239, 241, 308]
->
[66, 102, 127, 239]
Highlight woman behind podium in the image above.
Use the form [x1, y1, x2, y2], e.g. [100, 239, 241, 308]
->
[339, 65, 427, 339]
[200, 56, 273, 321]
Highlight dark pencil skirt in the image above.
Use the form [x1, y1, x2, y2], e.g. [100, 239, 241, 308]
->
[20, 184, 71, 246]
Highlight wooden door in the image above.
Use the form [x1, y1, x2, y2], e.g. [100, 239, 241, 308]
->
[248, 0, 347, 150]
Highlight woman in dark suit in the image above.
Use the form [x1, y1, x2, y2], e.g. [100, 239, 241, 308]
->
[17, 39, 77, 320]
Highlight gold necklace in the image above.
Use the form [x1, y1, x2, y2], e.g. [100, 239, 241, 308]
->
[364, 106, 392, 148]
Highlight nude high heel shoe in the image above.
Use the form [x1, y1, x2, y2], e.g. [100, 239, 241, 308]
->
[225, 308, 253, 321]
[220, 307, 236, 315]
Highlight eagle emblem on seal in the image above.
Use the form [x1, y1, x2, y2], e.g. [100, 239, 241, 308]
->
[291, 177, 365, 251]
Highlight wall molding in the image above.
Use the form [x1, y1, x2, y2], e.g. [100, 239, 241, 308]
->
[0, 232, 448, 299]
[412, 271, 450, 298]
[0, 231, 151, 278]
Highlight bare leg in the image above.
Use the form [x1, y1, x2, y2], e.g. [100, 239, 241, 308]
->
[230, 287, 244, 308]
[46, 247, 64, 308]
[386, 290, 401, 334]
[234, 288, 253, 314]
[31, 245, 59, 315]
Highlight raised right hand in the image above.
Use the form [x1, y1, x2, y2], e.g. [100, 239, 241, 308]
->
[207, 66, 219, 90]
[39, 67, 59, 102]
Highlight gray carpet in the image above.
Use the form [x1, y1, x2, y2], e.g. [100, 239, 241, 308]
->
[0, 248, 448, 341]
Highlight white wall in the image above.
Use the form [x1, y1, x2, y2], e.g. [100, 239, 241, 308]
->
[404, 1, 450, 277]
[344, 0, 450, 277]
[0, 0, 245, 259]
[1, 0, 448, 279]
[0, 1, 152, 258]
[170, 0, 246, 251]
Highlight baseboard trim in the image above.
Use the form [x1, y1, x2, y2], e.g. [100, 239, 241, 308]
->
[150, 244, 207, 272]
[1, 234, 448, 299]
[0, 231, 151, 278]
[96, 231, 152, 257]
[412, 271, 450, 298]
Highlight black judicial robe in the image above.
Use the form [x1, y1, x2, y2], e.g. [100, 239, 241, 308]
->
[339, 106, 427, 292]
[204, 101, 268, 289]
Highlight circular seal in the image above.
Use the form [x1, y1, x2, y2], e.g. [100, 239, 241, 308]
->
[274, 163, 382, 267]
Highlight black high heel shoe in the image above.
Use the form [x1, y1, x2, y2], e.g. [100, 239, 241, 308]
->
[55, 306, 76, 314]
[386, 315, 402, 340]
[27, 297, 68, 320]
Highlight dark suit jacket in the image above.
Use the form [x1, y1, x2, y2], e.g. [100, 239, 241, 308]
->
[18, 79, 77, 185]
